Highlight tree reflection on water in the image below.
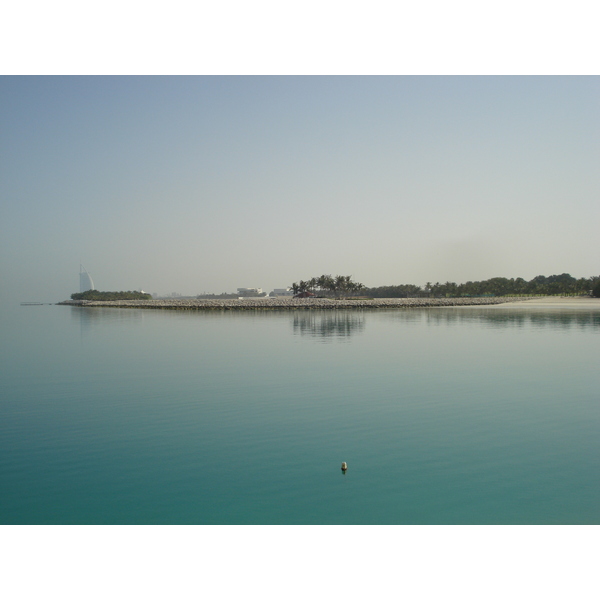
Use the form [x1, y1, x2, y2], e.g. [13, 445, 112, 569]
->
[381, 307, 600, 331]
[291, 311, 366, 340]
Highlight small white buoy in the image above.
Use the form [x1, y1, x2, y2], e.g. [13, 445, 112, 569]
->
[341, 462, 348, 472]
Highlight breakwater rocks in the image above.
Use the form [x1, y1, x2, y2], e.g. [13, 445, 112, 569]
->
[57, 297, 533, 310]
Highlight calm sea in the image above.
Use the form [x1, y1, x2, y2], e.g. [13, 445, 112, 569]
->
[1, 302, 598, 524]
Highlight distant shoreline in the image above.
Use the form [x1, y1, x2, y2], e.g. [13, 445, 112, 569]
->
[55, 296, 568, 310]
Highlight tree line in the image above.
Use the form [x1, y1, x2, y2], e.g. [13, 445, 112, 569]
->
[290, 273, 600, 298]
[365, 274, 600, 298]
[71, 290, 153, 301]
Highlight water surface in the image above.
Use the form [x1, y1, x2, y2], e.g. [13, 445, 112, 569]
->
[1, 302, 598, 524]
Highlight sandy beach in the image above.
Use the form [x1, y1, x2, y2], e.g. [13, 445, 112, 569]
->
[492, 296, 600, 309]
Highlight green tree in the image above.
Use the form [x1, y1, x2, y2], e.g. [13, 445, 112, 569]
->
[71, 290, 152, 301]
[291, 274, 365, 298]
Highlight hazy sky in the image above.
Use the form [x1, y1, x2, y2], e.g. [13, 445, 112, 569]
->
[1, 76, 598, 301]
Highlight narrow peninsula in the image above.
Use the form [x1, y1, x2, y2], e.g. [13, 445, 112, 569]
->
[58, 297, 533, 310]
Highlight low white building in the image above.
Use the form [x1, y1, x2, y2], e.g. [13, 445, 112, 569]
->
[269, 288, 294, 297]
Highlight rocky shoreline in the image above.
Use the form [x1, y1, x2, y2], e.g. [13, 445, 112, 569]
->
[57, 296, 535, 310]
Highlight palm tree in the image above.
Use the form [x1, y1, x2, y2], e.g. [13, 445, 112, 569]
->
[292, 274, 365, 298]
[317, 274, 332, 295]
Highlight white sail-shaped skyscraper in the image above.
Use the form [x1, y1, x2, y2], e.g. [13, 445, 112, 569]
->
[79, 265, 95, 293]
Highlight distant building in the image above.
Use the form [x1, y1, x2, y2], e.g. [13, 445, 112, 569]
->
[79, 265, 95, 292]
[237, 287, 262, 295]
[269, 288, 294, 297]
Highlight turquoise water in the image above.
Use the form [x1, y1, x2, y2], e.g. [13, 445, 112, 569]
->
[1, 303, 598, 524]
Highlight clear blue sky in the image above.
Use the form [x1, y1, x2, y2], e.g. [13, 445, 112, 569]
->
[1, 76, 598, 301]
